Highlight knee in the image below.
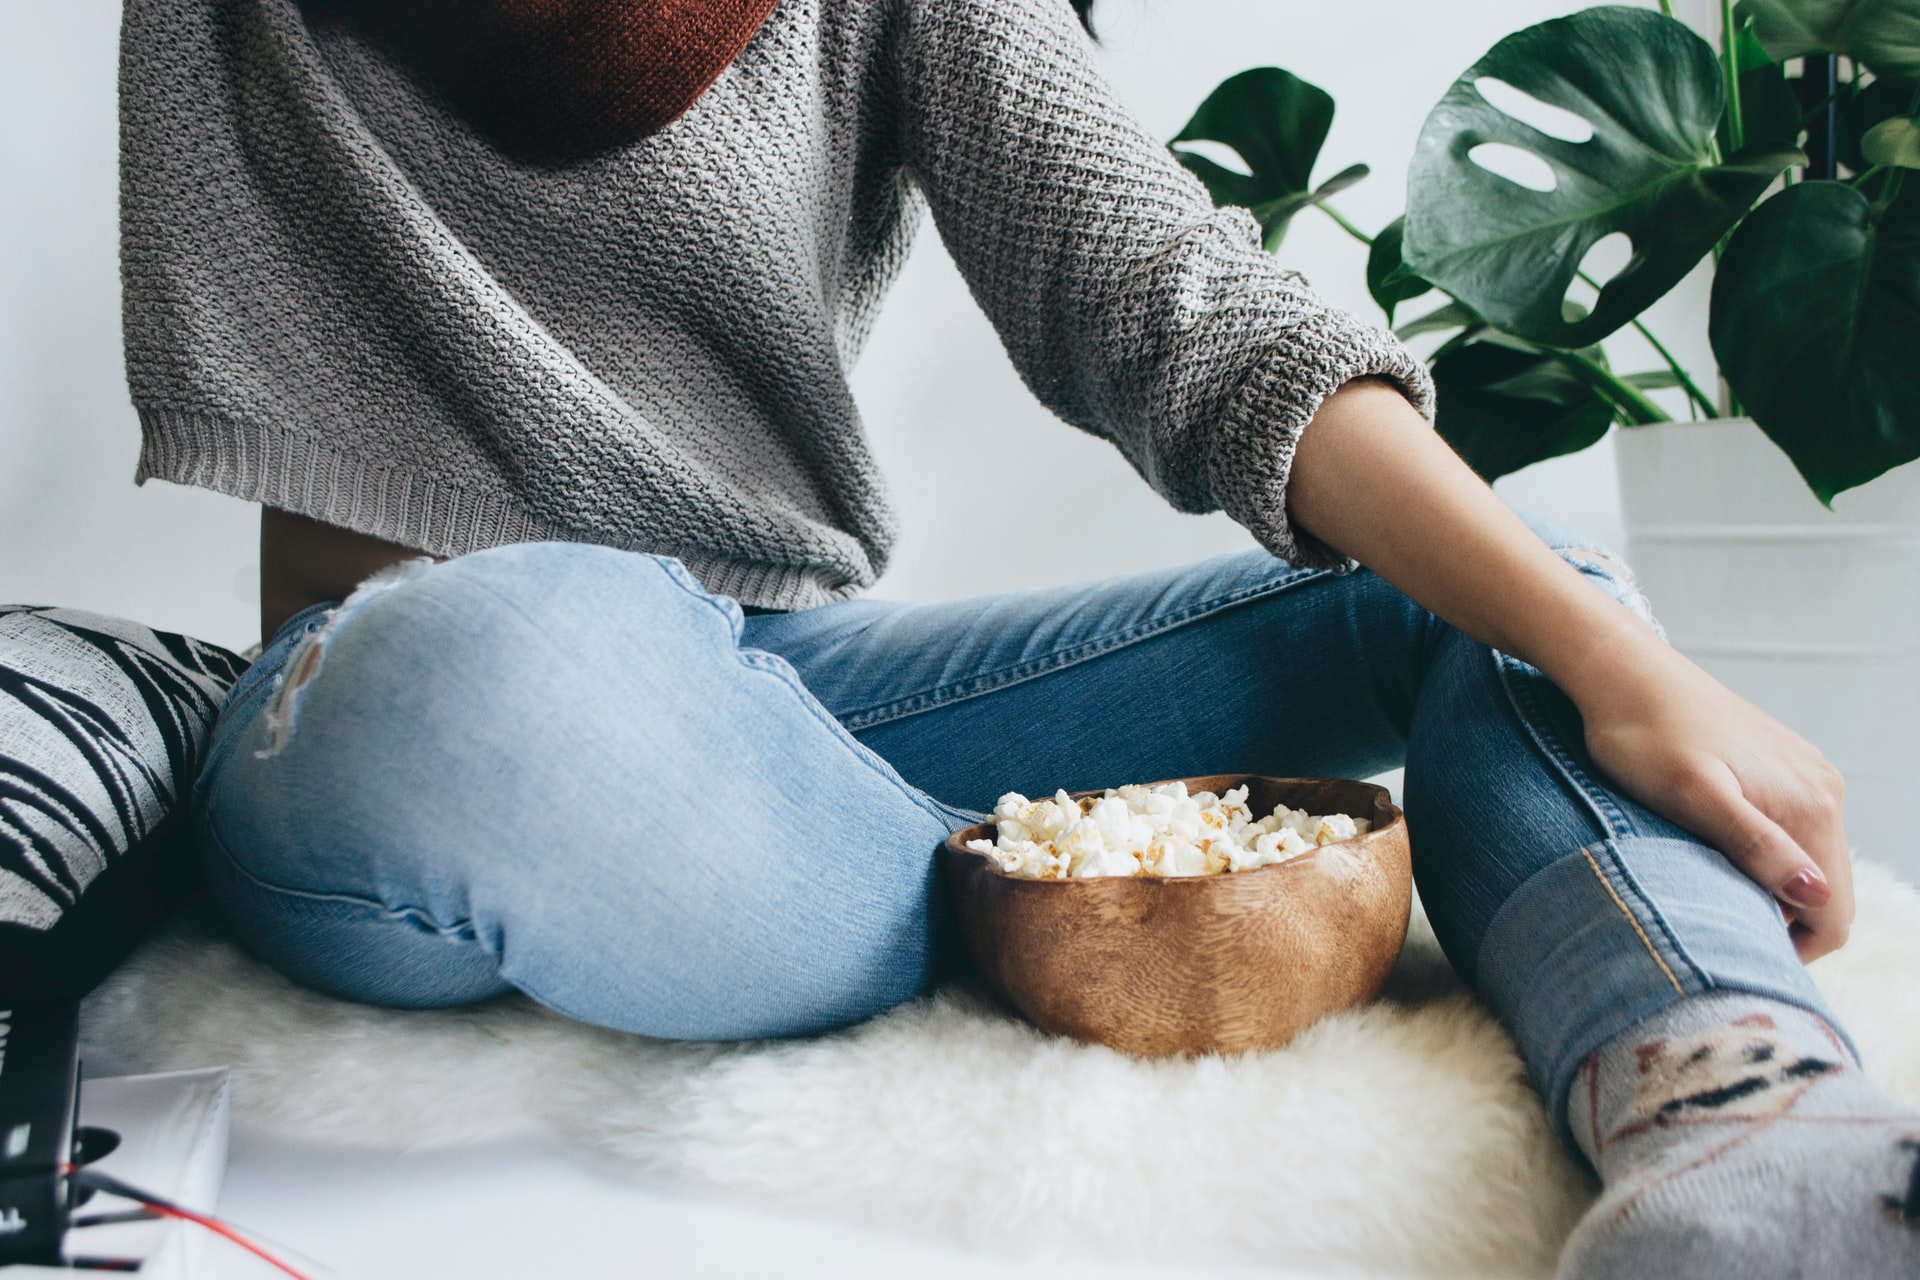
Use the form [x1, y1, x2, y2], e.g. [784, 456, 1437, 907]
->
[220, 545, 736, 864]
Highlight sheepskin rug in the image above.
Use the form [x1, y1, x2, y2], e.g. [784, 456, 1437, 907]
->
[80, 862, 1920, 1280]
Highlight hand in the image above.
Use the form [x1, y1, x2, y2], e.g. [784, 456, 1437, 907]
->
[1571, 632, 1853, 962]
[1287, 380, 1854, 961]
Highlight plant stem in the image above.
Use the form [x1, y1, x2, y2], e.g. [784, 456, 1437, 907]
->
[1721, 0, 1745, 153]
[1798, 87, 1844, 123]
[1624, 316, 1715, 419]
[1569, 268, 1716, 418]
[1703, 0, 1727, 170]
[1316, 202, 1375, 247]
[1563, 348, 1672, 425]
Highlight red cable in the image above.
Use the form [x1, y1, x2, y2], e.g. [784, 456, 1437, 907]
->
[129, 1198, 313, 1280]
[62, 1165, 315, 1280]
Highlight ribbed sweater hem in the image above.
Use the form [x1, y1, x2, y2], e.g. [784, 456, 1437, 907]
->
[134, 406, 863, 613]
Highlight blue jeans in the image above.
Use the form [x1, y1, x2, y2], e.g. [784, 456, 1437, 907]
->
[192, 528, 1843, 1146]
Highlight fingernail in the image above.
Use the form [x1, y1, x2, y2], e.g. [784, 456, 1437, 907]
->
[1779, 868, 1831, 911]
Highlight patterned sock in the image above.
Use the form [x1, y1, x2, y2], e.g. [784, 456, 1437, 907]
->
[1558, 992, 1920, 1280]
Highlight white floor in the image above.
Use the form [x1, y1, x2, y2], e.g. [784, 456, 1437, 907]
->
[200, 1133, 1376, 1280]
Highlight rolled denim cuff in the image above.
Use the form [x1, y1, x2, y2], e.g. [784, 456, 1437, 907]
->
[1475, 836, 1852, 1154]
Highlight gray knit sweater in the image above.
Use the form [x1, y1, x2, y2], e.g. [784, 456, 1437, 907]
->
[120, 0, 1434, 611]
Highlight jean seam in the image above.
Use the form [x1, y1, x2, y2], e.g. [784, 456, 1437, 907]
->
[197, 678, 280, 799]
[1489, 646, 1715, 996]
[838, 567, 1332, 731]
[652, 554, 749, 640]
[1590, 838, 1717, 993]
[1494, 651, 1633, 839]
[200, 810, 484, 943]
[732, 648, 977, 830]
[616, 559, 968, 833]
[1575, 846, 1687, 996]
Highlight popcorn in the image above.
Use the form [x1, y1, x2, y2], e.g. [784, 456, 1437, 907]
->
[965, 781, 1370, 880]
[1057, 818, 1146, 878]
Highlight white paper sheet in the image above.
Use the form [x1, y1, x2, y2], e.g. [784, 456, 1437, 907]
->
[13, 1068, 230, 1278]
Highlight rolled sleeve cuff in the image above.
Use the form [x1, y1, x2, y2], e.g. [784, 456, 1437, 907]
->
[1208, 308, 1435, 570]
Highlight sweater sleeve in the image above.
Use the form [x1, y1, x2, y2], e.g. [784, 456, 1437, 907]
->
[890, 0, 1435, 568]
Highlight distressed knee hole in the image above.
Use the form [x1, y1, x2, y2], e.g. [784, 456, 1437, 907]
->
[256, 557, 437, 758]
[1565, 548, 1628, 580]
[1559, 546, 1660, 631]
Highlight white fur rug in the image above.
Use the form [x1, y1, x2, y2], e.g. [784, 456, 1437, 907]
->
[80, 863, 1920, 1280]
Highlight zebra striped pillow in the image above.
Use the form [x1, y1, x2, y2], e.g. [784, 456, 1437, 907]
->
[1, 606, 247, 1000]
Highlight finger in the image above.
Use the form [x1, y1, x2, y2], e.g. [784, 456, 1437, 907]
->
[1758, 802, 1843, 959]
[1751, 762, 1854, 963]
[1663, 758, 1836, 926]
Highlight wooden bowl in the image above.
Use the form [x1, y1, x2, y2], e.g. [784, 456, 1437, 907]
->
[942, 774, 1411, 1057]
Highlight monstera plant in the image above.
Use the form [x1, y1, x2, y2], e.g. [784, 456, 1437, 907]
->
[1171, 1, 1920, 504]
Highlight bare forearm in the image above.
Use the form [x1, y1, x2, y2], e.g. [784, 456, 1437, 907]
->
[1284, 378, 1851, 958]
[1284, 379, 1661, 702]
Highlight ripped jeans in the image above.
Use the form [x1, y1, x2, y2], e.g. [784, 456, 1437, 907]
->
[192, 521, 1841, 1143]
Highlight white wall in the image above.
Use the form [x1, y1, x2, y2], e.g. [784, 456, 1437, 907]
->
[0, 0, 1713, 654]
[2, 3, 263, 650]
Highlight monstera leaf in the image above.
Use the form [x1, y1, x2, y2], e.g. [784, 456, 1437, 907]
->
[1738, 0, 1920, 80]
[1170, 68, 1369, 250]
[1365, 217, 1435, 323]
[1838, 75, 1919, 172]
[1863, 116, 1920, 167]
[1395, 301, 1484, 340]
[1431, 341, 1618, 482]
[1710, 180, 1920, 502]
[1404, 6, 1800, 348]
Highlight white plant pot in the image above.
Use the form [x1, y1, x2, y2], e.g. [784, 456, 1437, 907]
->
[1615, 419, 1920, 884]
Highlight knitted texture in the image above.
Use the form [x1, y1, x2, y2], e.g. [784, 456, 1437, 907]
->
[1561, 993, 1920, 1279]
[120, 0, 1436, 612]
[297, 0, 784, 161]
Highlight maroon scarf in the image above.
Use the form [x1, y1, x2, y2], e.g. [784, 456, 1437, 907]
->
[303, 0, 784, 162]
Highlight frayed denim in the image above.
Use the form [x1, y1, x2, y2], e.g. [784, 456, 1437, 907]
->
[194, 521, 1841, 1147]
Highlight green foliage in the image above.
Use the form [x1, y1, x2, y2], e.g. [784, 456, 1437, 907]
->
[1170, 68, 1369, 250]
[1364, 218, 1432, 324]
[1430, 342, 1616, 481]
[1739, 0, 1920, 81]
[1394, 301, 1481, 340]
[1710, 180, 1920, 502]
[1839, 76, 1917, 168]
[1863, 116, 1920, 166]
[1178, 0, 1920, 498]
[1621, 369, 1690, 390]
[1718, 27, 1803, 154]
[1379, 296, 1643, 476]
[1402, 6, 1798, 348]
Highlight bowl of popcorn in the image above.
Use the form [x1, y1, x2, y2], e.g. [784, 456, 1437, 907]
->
[942, 774, 1411, 1057]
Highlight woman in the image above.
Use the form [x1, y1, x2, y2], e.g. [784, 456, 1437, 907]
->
[119, 0, 1917, 1273]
